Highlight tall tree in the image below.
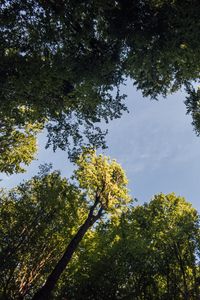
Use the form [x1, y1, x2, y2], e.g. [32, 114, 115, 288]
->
[61, 193, 200, 300]
[0, 150, 131, 299]
[32, 149, 131, 300]
[0, 167, 86, 299]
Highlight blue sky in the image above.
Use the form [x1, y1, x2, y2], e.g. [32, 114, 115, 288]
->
[1, 79, 200, 209]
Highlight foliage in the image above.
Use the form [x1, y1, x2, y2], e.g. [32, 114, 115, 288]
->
[0, 118, 43, 174]
[1, 1, 200, 297]
[0, 169, 86, 299]
[74, 149, 131, 215]
[0, 0, 127, 160]
[1, 167, 200, 299]
[185, 83, 200, 136]
[0, 151, 131, 299]
[31, 150, 131, 299]
[61, 193, 200, 300]
[1, 0, 200, 166]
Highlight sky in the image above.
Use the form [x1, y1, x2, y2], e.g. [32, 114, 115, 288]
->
[1, 79, 200, 210]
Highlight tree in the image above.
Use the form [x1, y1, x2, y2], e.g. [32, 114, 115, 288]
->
[0, 167, 86, 299]
[32, 149, 131, 300]
[1, 160, 200, 300]
[0, 0, 126, 159]
[0, 150, 131, 299]
[62, 193, 200, 300]
[124, 193, 200, 299]
[1, 0, 200, 163]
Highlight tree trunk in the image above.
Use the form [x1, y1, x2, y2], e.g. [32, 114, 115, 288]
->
[32, 203, 102, 300]
[174, 242, 189, 299]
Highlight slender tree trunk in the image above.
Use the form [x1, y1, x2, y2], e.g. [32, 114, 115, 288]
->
[187, 239, 199, 299]
[174, 242, 189, 299]
[32, 202, 102, 300]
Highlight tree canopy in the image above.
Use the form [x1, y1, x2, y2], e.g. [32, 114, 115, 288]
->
[1, 0, 200, 169]
[1, 171, 200, 300]
[62, 193, 200, 300]
[0, 168, 86, 299]
[0, 151, 131, 299]
[1, 2, 200, 298]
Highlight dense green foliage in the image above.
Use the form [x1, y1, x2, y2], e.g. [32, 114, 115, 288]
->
[0, 0, 127, 159]
[0, 169, 86, 299]
[60, 194, 200, 300]
[1, 1, 200, 299]
[1, 0, 200, 168]
[31, 150, 131, 300]
[1, 155, 200, 299]
[0, 119, 42, 174]
[0, 152, 131, 299]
